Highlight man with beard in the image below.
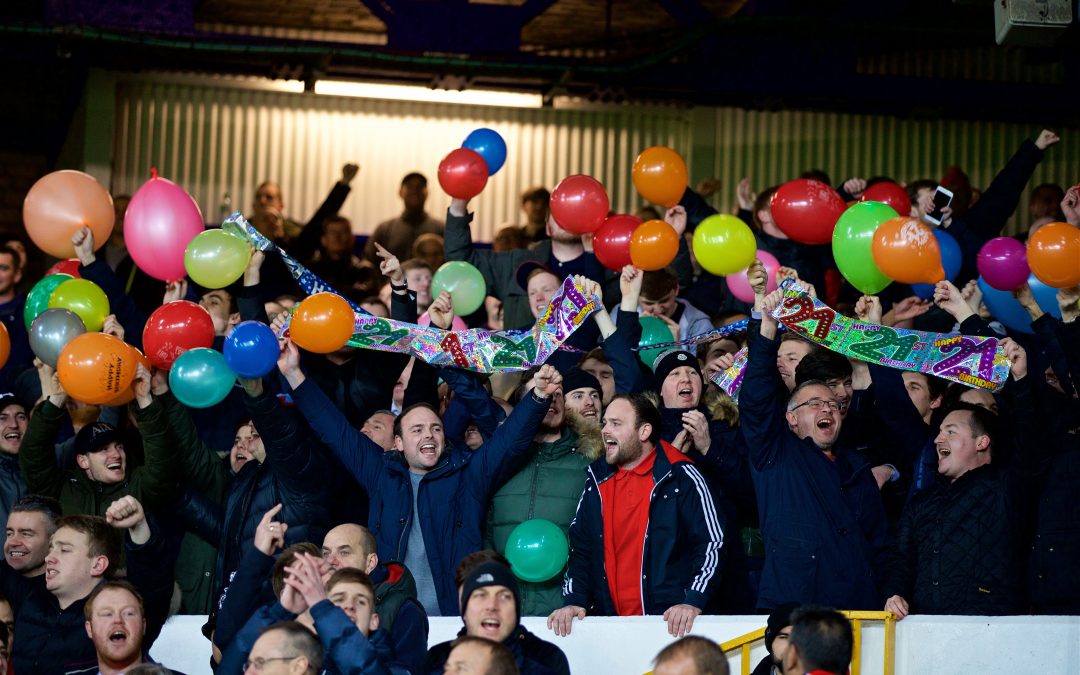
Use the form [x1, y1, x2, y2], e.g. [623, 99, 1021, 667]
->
[485, 366, 601, 616]
[548, 393, 725, 638]
[443, 195, 619, 329]
[738, 285, 888, 611]
[0, 394, 28, 547]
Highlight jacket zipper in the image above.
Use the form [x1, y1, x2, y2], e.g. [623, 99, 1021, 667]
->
[527, 455, 541, 520]
[640, 469, 672, 614]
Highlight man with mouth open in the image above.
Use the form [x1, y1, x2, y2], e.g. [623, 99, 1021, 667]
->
[84, 580, 179, 675]
[738, 278, 889, 612]
[427, 560, 569, 675]
[548, 393, 726, 639]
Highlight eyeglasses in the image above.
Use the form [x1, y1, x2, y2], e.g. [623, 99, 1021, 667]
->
[790, 398, 841, 412]
[244, 656, 300, 671]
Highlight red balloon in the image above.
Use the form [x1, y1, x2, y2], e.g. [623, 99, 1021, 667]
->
[45, 259, 81, 278]
[142, 300, 216, 369]
[437, 148, 489, 200]
[770, 179, 847, 244]
[593, 215, 641, 271]
[861, 182, 912, 216]
[550, 175, 610, 235]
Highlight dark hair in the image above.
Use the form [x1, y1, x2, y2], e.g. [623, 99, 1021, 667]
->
[1029, 183, 1066, 221]
[634, 206, 662, 221]
[903, 371, 948, 403]
[84, 579, 144, 622]
[326, 568, 375, 598]
[800, 169, 832, 186]
[11, 494, 62, 531]
[794, 349, 852, 385]
[271, 543, 321, 597]
[455, 549, 510, 588]
[493, 226, 528, 251]
[400, 258, 433, 275]
[125, 665, 173, 675]
[401, 172, 427, 188]
[260, 621, 323, 674]
[578, 349, 607, 366]
[521, 187, 550, 205]
[942, 402, 1000, 458]
[321, 214, 352, 235]
[752, 187, 778, 230]
[788, 606, 852, 674]
[449, 636, 519, 675]
[55, 515, 120, 576]
[392, 402, 441, 439]
[609, 393, 662, 445]
[905, 179, 938, 204]
[0, 246, 21, 275]
[641, 268, 679, 301]
[654, 635, 729, 675]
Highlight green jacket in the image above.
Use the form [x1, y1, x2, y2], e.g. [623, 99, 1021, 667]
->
[20, 398, 178, 518]
[485, 428, 592, 616]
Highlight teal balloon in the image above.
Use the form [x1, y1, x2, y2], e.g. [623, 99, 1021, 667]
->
[432, 261, 486, 316]
[169, 348, 236, 409]
[638, 315, 673, 368]
[832, 201, 896, 294]
[24, 273, 72, 330]
[505, 519, 569, 583]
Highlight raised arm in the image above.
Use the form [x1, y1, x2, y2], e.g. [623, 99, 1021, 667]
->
[18, 361, 69, 499]
[107, 496, 173, 646]
[289, 164, 357, 262]
[155, 372, 231, 497]
[73, 226, 148, 350]
[738, 288, 789, 470]
[601, 267, 647, 394]
[127, 365, 180, 511]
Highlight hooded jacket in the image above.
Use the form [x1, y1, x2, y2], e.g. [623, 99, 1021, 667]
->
[371, 561, 428, 675]
[562, 441, 727, 615]
[485, 427, 594, 616]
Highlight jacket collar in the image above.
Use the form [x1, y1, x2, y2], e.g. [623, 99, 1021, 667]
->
[588, 440, 683, 486]
[534, 428, 579, 461]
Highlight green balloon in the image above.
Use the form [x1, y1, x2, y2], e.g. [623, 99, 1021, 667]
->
[505, 519, 569, 583]
[432, 261, 486, 316]
[185, 229, 252, 290]
[25, 273, 73, 330]
[832, 201, 896, 294]
[638, 315, 674, 368]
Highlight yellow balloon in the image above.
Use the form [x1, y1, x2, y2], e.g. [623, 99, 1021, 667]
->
[691, 215, 757, 275]
[48, 279, 110, 333]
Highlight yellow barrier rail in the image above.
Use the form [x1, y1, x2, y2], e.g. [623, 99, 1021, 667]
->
[718, 611, 896, 675]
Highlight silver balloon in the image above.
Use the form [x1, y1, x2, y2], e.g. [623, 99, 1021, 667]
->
[29, 308, 86, 368]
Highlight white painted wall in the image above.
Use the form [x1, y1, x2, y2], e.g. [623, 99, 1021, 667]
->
[149, 614, 1080, 675]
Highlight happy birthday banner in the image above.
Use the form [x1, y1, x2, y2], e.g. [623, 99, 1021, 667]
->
[709, 280, 1010, 396]
[223, 214, 600, 372]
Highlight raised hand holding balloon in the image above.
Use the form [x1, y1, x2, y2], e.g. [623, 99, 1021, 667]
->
[550, 175, 609, 235]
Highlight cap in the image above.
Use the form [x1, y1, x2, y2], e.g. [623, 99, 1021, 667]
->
[514, 260, 557, 292]
[562, 368, 601, 397]
[460, 561, 521, 623]
[74, 422, 122, 456]
[651, 349, 702, 386]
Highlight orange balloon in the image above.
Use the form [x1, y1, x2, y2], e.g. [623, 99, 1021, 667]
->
[1028, 222, 1080, 288]
[23, 170, 114, 259]
[0, 322, 9, 370]
[632, 147, 688, 208]
[871, 217, 945, 284]
[57, 333, 136, 405]
[103, 347, 150, 407]
[629, 220, 680, 271]
[290, 293, 355, 354]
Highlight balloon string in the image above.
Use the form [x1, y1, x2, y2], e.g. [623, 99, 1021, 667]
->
[150, 167, 158, 180]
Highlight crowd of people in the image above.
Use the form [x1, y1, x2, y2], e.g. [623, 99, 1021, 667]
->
[0, 125, 1073, 675]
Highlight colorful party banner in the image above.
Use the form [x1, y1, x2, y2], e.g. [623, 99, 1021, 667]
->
[709, 280, 1010, 396]
[224, 213, 600, 372]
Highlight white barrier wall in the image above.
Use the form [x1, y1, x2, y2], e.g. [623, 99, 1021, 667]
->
[150, 614, 1080, 675]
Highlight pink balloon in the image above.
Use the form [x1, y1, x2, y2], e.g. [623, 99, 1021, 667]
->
[725, 250, 780, 304]
[124, 173, 205, 282]
[418, 312, 467, 331]
[977, 237, 1029, 291]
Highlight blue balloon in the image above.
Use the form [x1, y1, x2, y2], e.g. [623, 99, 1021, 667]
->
[911, 230, 962, 300]
[1028, 274, 1063, 320]
[462, 128, 507, 175]
[170, 348, 236, 409]
[224, 321, 280, 378]
[978, 277, 1033, 334]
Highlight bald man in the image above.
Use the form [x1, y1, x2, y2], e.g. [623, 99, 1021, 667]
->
[321, 524, 427, 673]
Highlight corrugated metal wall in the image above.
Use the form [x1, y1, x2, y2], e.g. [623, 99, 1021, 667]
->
[111, 79, 692, 242]
[699, 108, 1077, 235]
[112, 77, 1076, 241]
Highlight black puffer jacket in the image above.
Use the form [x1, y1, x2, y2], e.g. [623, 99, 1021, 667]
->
[883, 375, 1045, 615]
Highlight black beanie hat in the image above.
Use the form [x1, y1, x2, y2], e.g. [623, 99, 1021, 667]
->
[562, 368, 601, 397]
[651, 349, 702, 387]
[460, 561, 521, 623]
[764, 602, 801, 654]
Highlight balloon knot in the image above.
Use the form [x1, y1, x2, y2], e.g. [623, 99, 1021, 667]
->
[150, 167, 158, 180]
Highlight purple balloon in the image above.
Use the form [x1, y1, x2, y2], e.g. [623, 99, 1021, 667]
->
[976, 237, 1028, 291]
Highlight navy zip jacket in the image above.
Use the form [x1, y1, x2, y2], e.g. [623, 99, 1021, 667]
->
[290, 376, 552, 616]
[739, 327, 889, 610]
[562, 441, 726, 614]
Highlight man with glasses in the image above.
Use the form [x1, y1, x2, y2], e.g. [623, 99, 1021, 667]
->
[738, 279, 889, 611]
[244, 622, 322, 675]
